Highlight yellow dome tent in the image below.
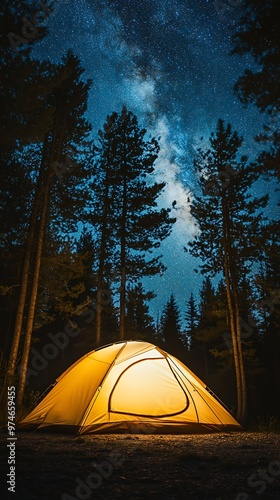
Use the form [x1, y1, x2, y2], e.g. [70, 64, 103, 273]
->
[18, 341, 241, 434]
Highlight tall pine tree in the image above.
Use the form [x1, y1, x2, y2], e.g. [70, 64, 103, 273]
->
[189, 119, 268, 422]
[4, 52, 92, 408]
[90, 107, 176, 343]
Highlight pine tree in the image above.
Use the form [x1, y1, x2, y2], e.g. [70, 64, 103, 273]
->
[125, 283, 155, 341]
[0, 0, 55, 354]
[88, 113, 120, 346]
[184, 292, 199, 349]
[231, 0, 280, 180]
[75, 228, 97, 307]
[189, 119, 268, 423]
[5, 52, 92, 408]
[194, 279, 227, 382]
[231, 0, 279, 116]
[231, 3, 280, 415]
[90, 107, 176, 342]
[196, 278, 226, 343]
[0, 0, 56, 410]
[1, 0, 54, 151]
[32, 236, 88, 328]
[161, 293, 184, 358]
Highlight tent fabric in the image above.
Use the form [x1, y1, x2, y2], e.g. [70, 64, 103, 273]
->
[18, 340, 241, 434]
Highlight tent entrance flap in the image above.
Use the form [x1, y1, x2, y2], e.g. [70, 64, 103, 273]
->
[109, 358, 189, 417]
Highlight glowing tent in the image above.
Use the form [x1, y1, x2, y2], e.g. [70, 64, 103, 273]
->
[18, 341, 241, 434]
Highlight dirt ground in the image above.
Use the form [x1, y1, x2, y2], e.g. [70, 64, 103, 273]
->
[1, 431, 280, 499]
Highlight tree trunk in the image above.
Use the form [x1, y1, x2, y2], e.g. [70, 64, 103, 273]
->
[224, 188, 247, 423]
[222, 189, 245, 422]
[232, 276, 247, 423]
[16, 170, 53, 408]
[95, 285, 102, 346]
[96, 163, 110, 346]
[223, 250, 242, 420]
[119, 174, 127, 340]
[0, 144, 47, 405]
[203, 345, 210, 382]
[119, 266, 126, 340]
[16, 89, 67, 408]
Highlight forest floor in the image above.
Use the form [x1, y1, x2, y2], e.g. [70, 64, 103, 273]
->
[1, 431, 280, 499]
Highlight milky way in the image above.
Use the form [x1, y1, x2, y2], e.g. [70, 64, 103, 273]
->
[31, 0, 266, 318]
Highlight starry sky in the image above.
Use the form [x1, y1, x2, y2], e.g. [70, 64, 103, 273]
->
[31, 0, 268, 319]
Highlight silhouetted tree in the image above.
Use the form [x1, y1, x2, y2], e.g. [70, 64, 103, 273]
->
[161, 293, 184, 358]
[91, 107, 176, 342]
[0, 0, 55, 411]
[231, 0, 280, 180]
[189, 119, 268, 423]
[184, 292, 199, 349]
[231, 0, 279, 114]
[194, 279, 227, 382]
[5, 52, 92, 408]
[231, 2, 280, 416]
[125, 283, 155, 341]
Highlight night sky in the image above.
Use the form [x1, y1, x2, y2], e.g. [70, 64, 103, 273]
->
[32, 0, 267, 318]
